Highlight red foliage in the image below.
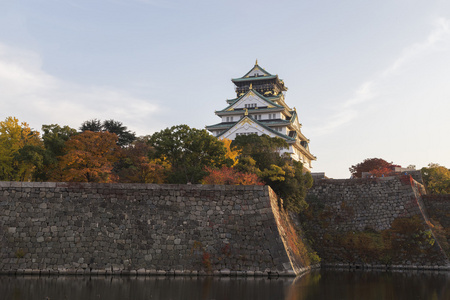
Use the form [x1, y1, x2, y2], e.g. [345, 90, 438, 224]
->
[369, 167, 393, 178]
[349, 158, 395, 178]
[201, 166, 264, 185]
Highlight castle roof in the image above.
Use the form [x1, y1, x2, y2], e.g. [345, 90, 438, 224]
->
[216, 116, 296, 142]
[217, 89, 283, 113]
[231, 61, 287, 91]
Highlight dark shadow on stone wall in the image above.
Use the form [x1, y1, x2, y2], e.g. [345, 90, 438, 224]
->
[301, 176, 449, 269]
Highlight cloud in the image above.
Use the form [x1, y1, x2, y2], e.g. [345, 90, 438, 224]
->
[311, 17, 450, 137]
[383, 17, 450, 77]
[0, 43, 161, 135]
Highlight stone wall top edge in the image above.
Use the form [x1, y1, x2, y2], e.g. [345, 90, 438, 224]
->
[313, 177, 399, 185]
[0, 181, 266, 191]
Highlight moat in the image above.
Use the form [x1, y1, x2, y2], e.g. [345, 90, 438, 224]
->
[1, 270, 448, 300]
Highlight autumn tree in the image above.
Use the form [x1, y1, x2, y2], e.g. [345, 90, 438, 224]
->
[149, 125, 227, 184]
[80, 119, 136, 147]
[0, 116, 44, 181]
[221, 138, 241, 167]
[421, 163, 450, 194]
[115, 138, 171, 183]
[57, 131, 121, 182]
[349, 158, 395, 178]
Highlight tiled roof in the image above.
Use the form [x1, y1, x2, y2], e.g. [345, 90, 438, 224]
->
[216, 116, 296, 142]
[217, 89, 283, 113]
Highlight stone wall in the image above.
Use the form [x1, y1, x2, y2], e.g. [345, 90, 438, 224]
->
[423, 194, 450, 227]
[422, 194, 450, 257]
[302, 176, 449, 269]
[0, 182, 310, 276]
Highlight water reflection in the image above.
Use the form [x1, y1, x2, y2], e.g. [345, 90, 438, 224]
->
[1, 270, 449, 300]
[0, 275, 293, 300]
[286, 269, 450, 300]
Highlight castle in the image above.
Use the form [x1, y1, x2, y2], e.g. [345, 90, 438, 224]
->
[206, 61, 316, 171]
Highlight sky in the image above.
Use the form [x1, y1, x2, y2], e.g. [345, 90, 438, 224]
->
[1, 0, 449, 179]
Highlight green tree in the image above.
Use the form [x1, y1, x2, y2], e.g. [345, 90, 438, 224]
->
[102, 119, 136, 147]
[79, 119, 102, 132]
[0, 116, 44, 181]
[232, 134, 313, 212]
[149, 124, 227, 184]
[421, 163, 450, 194]
[233, 134, 288, 171]
[42, 124, 78, 157]
[36, 124, 78, 181]
[80, 119, 136, 147]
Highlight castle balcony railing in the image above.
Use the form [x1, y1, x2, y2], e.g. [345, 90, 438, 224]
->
[235, 83, 275, 94]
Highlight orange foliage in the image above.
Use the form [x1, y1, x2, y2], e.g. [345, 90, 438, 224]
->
[201, 166, 263, 185]
[57, 131, 120, 182]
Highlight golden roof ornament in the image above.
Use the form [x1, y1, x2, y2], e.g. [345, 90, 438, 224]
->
[244, 108, 248, 116]
[255, 59, 258, 65]
[249, 83, 253, 90]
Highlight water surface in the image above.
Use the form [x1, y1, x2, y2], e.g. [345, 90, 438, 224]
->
[1, 270, 448, 300]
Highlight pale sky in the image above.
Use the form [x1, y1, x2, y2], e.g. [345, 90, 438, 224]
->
[1, 0, 449, 178]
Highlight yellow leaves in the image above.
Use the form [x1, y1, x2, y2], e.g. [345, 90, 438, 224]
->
[220, 138, 241, 167]
[0, 116, 43, 181]
[0, 116, 41, 147]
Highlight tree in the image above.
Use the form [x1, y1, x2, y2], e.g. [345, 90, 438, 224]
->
[115, 138, 171, 183]
[42, 124, 78, 157]
[232, 134, 313, 212]
[102, 119, 136, 147]
[13, 144, 46, 181]
[0, 116, 44, 181]
[232, 134, 288, 171]
[79, 119, 102, 132]
[79, 119, 136, 147]
[349, 158, 395, 178]
[57, 131, 121, 182]
[149, 125, 227, 184]
[421, 163, 450, 194]
[37, 124, 78, 181]
[221, 138, 241, 167]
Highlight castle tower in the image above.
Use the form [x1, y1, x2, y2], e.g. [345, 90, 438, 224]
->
[206, 61, 316, 171]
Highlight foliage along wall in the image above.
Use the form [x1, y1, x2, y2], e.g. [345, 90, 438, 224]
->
[422, 194, 450, 258]
[302, 175, 449, 269]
